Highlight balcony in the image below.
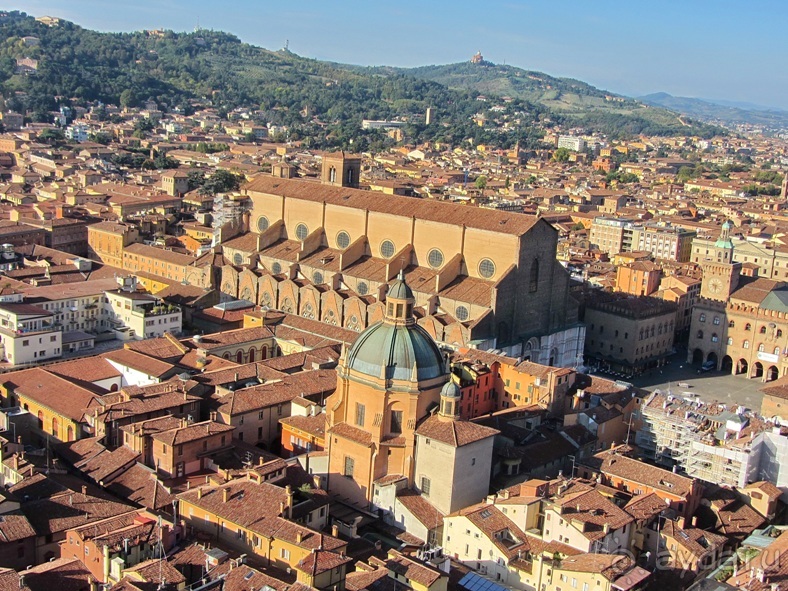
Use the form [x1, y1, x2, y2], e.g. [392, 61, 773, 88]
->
[131, 304, 180, 318]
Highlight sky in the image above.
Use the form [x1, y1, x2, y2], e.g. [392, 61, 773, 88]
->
[15, 0, 788, 110]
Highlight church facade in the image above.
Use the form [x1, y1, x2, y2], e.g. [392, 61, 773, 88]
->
[218, 153, 584, 365]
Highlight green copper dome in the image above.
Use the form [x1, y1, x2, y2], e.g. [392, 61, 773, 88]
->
[346, 321, 446, 382]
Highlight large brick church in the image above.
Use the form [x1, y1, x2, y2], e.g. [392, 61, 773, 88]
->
[217, 152, 584, 365]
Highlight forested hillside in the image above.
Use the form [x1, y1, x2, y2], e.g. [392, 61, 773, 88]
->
[0, 11, 722, 149]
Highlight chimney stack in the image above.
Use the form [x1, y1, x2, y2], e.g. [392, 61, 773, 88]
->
[223, 488, 230, 503]
[197, 488, 203, 500]
[296, 531, 303, 543]
[331, 524, 339, 538]
[81, 485, 87, 495]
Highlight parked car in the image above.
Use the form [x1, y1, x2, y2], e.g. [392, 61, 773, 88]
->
[701, 360, 716, 372]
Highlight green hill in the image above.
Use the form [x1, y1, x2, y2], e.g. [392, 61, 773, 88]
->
[0, 11, 723, 147]
[344, 61, 719, 139]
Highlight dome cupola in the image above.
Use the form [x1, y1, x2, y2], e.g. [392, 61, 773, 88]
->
[344, 271, 446, 384]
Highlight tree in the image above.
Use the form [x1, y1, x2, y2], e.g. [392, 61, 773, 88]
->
[475, 175, 488, 191]
[201, 169, 242, 195]
[38, 128, 65, 145]
[119, 89, 138, 110]
[553, 147, 571, 162]
[187, 171, 205, 192]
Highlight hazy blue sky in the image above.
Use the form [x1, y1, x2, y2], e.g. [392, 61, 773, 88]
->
[17, 0, 788, 110]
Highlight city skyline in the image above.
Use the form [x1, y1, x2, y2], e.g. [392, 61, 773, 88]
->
[14, 0, 788, 111]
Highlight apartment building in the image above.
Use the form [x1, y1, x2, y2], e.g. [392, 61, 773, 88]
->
[589, 217, 634, 256]
[105, 278, 182, 340]
[631, 224, 696, 262]
[0, 302, 62, 366]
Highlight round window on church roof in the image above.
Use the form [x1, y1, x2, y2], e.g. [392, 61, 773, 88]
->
[479, 258, 496, 279]
[295, 223, 309, 241]
[233, 253, 243, 266]
[456, 305, 469, 321]
[313, 271, 324, 285]
[271, 262, 282, 275]
[380, 240, 395, 259]
[357, 282, 368, 296]
[336, 231, 351, 250]
[257, 216, 269, 233]
[427, 248, 444, 269]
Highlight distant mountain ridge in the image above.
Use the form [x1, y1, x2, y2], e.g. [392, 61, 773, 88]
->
[639, 92, 788, 129]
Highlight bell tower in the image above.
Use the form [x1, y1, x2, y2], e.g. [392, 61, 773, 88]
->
[321, 151, 361, 188]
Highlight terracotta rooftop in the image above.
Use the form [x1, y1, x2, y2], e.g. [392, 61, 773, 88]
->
[415, 415, 498, 447]
[244, 175, 538, 237]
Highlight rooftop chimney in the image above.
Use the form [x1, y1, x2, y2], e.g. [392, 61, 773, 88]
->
[223, 488, 230, 503]
[332, 524, 339, 538]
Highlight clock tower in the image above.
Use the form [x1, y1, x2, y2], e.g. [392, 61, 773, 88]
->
[700, 221, 740, 301]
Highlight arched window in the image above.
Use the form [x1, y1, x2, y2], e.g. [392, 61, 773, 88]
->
[760, 326, 767, 334]
[37, 411, 43, 428]
[711, 333, 719, 343]
[759, 343, 766, 352]
[249, 348, 256, 363]
[346, 167, 354, 185]
[529, 258, 539, 293]
[713, 316, 720, 325]
[729, 320, 735, 328]
[329, 167, 336, 183]
[776, 347, 781, 356]
[778, 329, 784, 338]
[744, 340, 750, 349]
[51, 417, 59, 438]
[261, 346, 268, 360]
[697, 330, 704, 339]
[236, 351, 244, 363]
[745, 323, 752, 331]
[67, 426, 74, 442]
[727, 337, 733, 345]
[699, 313, 706, 322]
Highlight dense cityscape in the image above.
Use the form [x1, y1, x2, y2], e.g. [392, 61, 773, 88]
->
[0, 9, 786, 591]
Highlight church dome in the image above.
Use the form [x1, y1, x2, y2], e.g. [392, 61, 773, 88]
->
[346, 321, 446, 382]
[441, 380, 461, 399]
[345, 270, 445, 383]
